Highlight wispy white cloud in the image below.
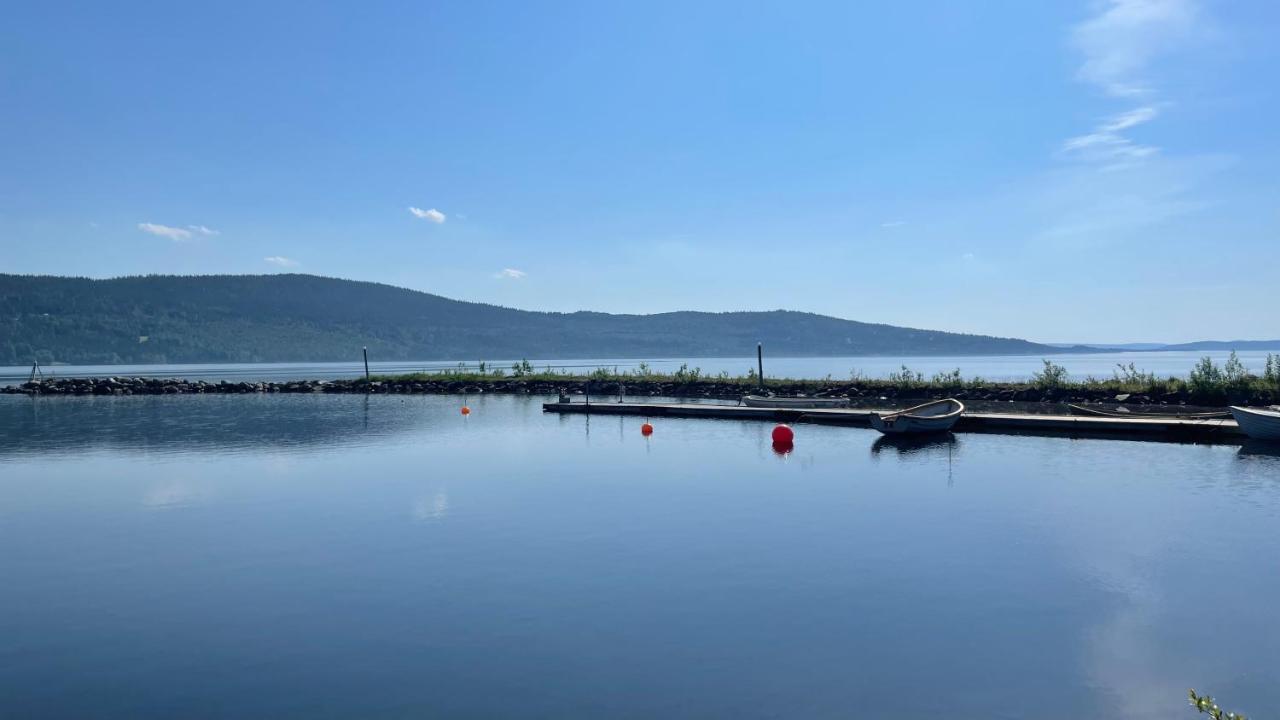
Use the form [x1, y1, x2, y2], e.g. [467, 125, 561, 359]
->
[1071, 0, 1199, 98]
[1064, 1, 1203, 169]
[138, 222, 193, 241]
[1062, 106, 1161, 165]
[494, 268, 527, 280]
[138, 222, 219, 241]
[409, 206, 446, 223]
[264, 256, 299, 268]
[880, 220, 907, 228]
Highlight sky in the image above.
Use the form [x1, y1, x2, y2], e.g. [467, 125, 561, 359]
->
[1, 1, 1277, 344]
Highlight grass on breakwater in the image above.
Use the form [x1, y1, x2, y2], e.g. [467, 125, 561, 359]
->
[370, 353, 1280, 406]
[10, 354, 1277, 406]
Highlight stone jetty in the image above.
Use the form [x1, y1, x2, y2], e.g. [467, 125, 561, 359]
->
[2, 375, 1262, 408]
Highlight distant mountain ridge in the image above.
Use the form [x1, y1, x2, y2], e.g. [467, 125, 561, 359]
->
[2, 273, 1095, 365]
[1048, 341, 1280, 352]
[1151, 340, 1280, 351]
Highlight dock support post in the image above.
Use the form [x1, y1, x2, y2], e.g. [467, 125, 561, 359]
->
[363, 346, 370, 381]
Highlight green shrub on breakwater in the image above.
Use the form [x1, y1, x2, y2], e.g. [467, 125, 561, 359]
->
[369, 353, 1280, 403]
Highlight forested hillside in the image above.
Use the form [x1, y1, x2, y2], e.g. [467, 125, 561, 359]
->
[1, 274, 1064, 365]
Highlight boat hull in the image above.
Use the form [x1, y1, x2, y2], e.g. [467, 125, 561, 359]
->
[869, 399, 964, 435]
[1230, 406, 1280, 441]
[741, 395, 850, 409]
[869, 414, 961, 434]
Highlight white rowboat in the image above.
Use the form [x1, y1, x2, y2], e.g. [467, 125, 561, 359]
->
[741, 395, 851, 409]
[869, 398, 965, 435]
[1229, 406, 1280, 441]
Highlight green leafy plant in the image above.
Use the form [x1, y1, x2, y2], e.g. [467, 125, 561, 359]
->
[1032, 359, 1069, 389]
[511, 358, 534, 377]
[930, 368, 963, 388]
[1189, 689, 1246, 720]
[1188, 356, 1224, 396]
[887, 365, 924, 387]
[1223, 351, 1251, 390]
[671, 363, 702, 383]
[1114, 362, 1155, 386]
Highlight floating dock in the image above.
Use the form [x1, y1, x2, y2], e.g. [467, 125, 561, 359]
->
[543, 401, 1246, 444]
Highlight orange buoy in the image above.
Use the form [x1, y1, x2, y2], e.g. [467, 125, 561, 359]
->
[460, 406, 471, 415]
[641, 422, 654, 436]
[771, 424, 794, 444]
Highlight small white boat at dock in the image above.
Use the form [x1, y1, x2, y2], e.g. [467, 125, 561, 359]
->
[741, 395, 850, 409]
[869, 398, 965, 435]
[1229, 406, 1280, 441]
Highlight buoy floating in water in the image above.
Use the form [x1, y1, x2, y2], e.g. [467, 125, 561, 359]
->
[771, 424, 794, 444]
[641, 422, 654, 436]
[460, 406, 471, 415]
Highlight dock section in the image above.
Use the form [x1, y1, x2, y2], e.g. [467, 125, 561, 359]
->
[543, 401, 1245, 443]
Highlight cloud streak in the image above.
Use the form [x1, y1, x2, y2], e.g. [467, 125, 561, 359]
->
[264, 256, 299, 268]
[1064, 1, 1202, 169]
[138, 222, 219, 241]
[494, 268, 526, 280]
[1071, 0, 1199, 98]
[409, 207, 446, 223]
[1061, 106, 1160, 164]
[138, 222, 193, 241]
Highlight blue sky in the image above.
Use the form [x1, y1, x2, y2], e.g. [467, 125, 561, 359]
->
[2, 1, 1277, 343]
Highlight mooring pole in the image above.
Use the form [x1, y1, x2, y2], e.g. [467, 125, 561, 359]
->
[757, 342, 764, 390]
[363, 346, 370, 381]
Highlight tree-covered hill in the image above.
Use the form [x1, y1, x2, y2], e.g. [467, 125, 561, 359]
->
[1, 273, 1066, 365]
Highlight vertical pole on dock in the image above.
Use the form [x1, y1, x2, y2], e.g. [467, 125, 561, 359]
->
[363, 346, 370, 381]
[757, 343, 764, 390]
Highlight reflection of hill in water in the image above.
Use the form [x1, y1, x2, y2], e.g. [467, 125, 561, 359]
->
[0, 394, 498, 458]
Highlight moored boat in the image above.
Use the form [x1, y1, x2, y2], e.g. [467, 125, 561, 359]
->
[869, 398, 964, 435]
[1068, 404, 1232, 419]
[741, 395, 850, 409]
[1229, 406, 1280, 441]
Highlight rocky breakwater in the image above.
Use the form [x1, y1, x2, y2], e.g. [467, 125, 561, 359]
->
[2, 377, 352, 396]
[1, 375, 1264, 407]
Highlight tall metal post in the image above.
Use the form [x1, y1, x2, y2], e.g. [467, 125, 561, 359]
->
[363, 346, 370, 381]
[757, 342, 764, 390]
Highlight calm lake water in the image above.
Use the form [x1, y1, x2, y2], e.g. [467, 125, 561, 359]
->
[2, 394, 1279, 719]
[2, 350, 1275, 386]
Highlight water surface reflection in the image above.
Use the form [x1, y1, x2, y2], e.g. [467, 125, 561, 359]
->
[1, 395, 1278, 719]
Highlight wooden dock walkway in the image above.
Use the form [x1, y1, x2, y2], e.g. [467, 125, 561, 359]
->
[542, 401, 1245, 443]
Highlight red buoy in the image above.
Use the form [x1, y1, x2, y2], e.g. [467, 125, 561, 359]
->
[771, 424, 794, 444]
[641, 422, 654, 436]
[772, 440, 794, 456]
[460, 406, 471, 415]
